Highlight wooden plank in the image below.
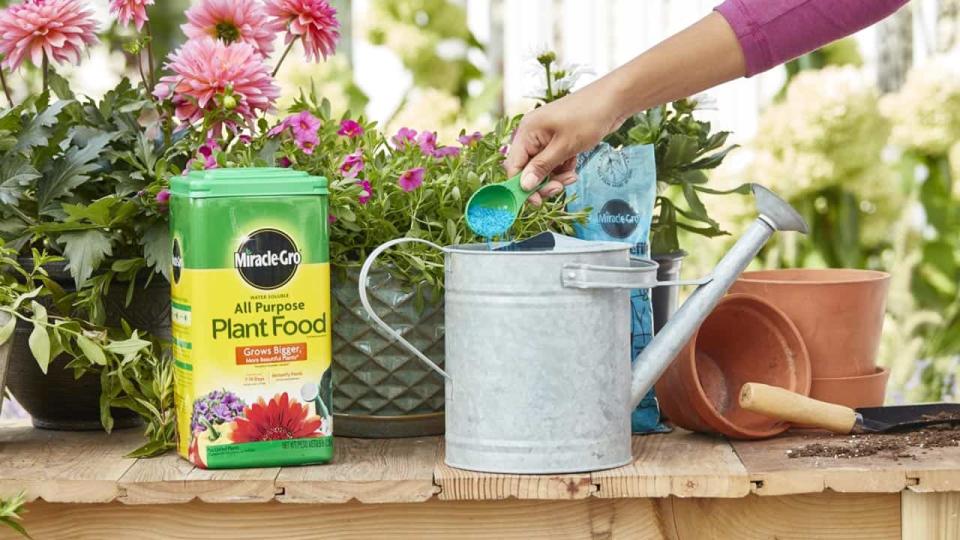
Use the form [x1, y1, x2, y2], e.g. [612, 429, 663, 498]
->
[433, 440, 596, 501]
[661, 492, 901, 540]
[120, 448, 280, 505]
[902, 491, 960, 540]
[16, 499, 665, 540]
[731, 431, 960, 496]
[0, 424, 142, 504]
[275, 437, 441, 504]
[593, 431, 751, 498]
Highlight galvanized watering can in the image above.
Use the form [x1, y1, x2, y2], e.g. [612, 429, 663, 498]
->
[359, 185, 807, 474]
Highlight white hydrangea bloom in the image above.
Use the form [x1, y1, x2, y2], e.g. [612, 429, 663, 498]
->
[880, 58, 960, 156]
[750, 66, 892, 202]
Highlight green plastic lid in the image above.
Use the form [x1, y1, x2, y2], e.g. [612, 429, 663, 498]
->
[171, 167, 329, 199]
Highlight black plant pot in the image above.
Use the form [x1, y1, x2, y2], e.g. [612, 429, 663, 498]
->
[651, 251, 687, 335]
[5, 259, 171, 431]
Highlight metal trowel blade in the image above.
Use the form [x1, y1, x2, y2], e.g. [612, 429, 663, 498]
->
[857, 402, 960, 433]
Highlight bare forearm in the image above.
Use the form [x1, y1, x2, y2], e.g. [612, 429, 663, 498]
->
[594, 13, 745, 126]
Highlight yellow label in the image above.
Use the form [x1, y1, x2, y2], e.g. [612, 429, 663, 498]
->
[172, 262, 333, 468]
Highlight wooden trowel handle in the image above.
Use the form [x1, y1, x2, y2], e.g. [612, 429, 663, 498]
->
[739, 383, 858, 434]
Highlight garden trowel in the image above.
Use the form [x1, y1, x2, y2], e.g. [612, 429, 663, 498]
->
[739, 382, 960, 435]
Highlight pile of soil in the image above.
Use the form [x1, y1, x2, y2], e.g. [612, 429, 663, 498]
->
[786, 424, 960, 461]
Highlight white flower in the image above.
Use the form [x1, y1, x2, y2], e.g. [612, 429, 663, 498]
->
[690, 92, 718, 110]
[526, 59, 594, 101]
[880, 57, 960, 156]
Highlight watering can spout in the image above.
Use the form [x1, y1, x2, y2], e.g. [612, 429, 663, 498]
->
[628, 184, 807, 409]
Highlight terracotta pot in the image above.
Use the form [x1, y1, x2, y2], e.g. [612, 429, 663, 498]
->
[730, 269, 889, 379]
[810, 366, 890, 409]
[655, 294, 811, 439]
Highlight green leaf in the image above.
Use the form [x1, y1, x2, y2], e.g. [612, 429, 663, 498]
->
[693, 183, 754, 196]
[14, 100, 69, 152]
[686, 144, 738, 170]
[47, 72, 75, 100]
[0, 157, 40, 205]
[661, 134, 699, 169]
[76, 335, 107, 366]
[104, 334, 152, 357]
[11, 288, 41, 310]
[125, 439, 174, 458]
[0, 313, 16, 346]
[680, 183, 718, 226]
[36, 133, 114, 214]
[60, 229, 114, 288]
[28, 322, 51, 374]
[141, 223, 170, 281]
[62, 198, 117, 227]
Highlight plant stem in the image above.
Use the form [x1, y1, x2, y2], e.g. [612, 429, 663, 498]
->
[545, 64, 553, 102]
[0, 68, 13, 108]
[41, 54, 49, 95]
[272, 40, 297, 78]
[145, 21, 157, 89]
[136, 50, 150, 95]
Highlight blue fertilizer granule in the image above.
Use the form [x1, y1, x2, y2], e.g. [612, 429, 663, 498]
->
[468, 205, 515, 239]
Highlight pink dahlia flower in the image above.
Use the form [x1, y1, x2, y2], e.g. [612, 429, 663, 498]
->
[265, 0, 340, 63]
[155, 38, 280, 126]
[183, 0, 279, 57]
[398, 167, 425, 192]
[109, 0, 154, 31]
[0, 0, 99, 71]
[337, 119, 363, 138]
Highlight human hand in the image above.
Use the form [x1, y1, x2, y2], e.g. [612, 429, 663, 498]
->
[505, 80, 626, 205]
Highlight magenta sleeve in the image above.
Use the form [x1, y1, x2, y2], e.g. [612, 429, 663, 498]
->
[715, 0, 910, 77]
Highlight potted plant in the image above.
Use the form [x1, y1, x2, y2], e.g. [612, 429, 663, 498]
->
[0, 1, 175, 439]
[215, 88, 583, 437]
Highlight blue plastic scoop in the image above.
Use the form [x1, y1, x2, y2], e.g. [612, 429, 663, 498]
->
[466, 174, 546, 238]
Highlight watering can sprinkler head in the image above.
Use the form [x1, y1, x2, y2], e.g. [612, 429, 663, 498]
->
[752, 184, 809, 235]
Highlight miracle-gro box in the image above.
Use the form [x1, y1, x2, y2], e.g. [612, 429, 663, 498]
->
[170, 168, 333, 469]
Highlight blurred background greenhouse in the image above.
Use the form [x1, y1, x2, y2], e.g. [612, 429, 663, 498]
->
[0, 0, 957, 406]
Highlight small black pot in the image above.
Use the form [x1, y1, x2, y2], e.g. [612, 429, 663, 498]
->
[6, 258, 171, 431]
[651, 250, 687, 335]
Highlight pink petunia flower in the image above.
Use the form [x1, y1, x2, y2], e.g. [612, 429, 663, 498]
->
[432, 146, 461, 159]
[458, 131, 483, 146]
[357, 179, 372, 205]
[391, 127, 417, 148]
[270, 111, 322, 154]
[155, 189, 171, 205]
[155, 38, 280, 126]
[264, 0, 340, 63]
[109, 0, 154, 31]
[278, 156, 293, 168]
[417, 131, 438, 155]
[398, 167, 425, 192]
[328, 213, 336, 224]
[182, 0, 279, 57]
[0, 0, 99, 71]
[339, 150, 364, 178]
[337, 119, 363, 138]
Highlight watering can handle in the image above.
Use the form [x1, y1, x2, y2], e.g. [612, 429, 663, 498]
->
[562, 258, 713, 289]
[358, 238, 452, 382]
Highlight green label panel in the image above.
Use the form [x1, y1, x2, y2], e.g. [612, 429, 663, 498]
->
[205, 437, 334, 469]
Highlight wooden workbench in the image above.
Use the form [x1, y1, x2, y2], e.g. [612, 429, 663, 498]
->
[0, 421, 957, 539]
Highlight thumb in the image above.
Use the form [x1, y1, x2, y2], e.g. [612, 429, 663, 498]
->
[520, 138, 570, 191]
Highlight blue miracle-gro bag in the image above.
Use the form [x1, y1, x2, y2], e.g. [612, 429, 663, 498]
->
[568, 143, 670, 434]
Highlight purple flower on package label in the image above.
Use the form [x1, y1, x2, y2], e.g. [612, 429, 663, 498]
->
[191, 389, 246, 433]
